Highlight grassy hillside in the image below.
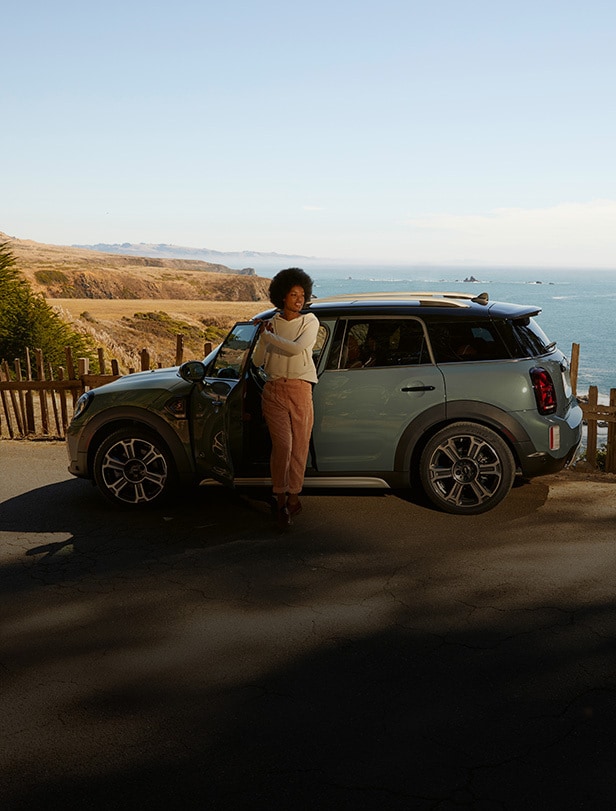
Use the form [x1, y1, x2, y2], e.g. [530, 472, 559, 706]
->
[51, 298, 271, 369]
[2, 232, 271, 371]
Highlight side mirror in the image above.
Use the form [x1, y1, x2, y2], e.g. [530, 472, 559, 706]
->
[179, 361, 207, 383]
[178, 362, 232, 399]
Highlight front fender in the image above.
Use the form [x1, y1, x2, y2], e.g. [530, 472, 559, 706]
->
[67, 406, 196, 483]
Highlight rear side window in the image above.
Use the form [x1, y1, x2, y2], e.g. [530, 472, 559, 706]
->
[497, 317, 553, 359]
[429, 321, 510, 363]
[325, 318, 430, 370]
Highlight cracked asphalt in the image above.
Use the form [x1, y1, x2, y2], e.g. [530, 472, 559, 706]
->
[1, 440, 616, 810]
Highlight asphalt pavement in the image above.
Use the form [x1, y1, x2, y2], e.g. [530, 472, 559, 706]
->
[1, 439, 616, 810]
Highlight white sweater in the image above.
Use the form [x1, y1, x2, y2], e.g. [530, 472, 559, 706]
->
[252, 312, 319, 384]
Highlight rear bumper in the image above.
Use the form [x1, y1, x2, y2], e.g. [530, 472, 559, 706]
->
[518, 438, 581, 477]
[516, 402, 583, 478]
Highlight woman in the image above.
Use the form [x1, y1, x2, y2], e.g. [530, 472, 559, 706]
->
[252, 268, 319, 528]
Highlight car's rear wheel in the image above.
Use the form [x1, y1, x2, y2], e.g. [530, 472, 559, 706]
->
[93, 428, 175, 507]
[419, 422, 515, 515]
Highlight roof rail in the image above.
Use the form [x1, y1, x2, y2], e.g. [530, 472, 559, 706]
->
[310, 290, 490, 307]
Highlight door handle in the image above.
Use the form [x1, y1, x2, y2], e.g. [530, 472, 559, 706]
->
[401, 385, 436, 392]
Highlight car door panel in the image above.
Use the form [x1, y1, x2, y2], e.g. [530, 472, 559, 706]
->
[189, 322, 259, 482]
[312, 365, 445, 471]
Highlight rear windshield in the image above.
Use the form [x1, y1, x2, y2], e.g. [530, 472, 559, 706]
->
[497, 316, 554, 359]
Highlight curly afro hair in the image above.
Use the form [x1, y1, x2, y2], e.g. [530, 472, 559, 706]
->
[268, 267, 314, 310]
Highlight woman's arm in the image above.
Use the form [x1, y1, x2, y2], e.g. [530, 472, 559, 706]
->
[252, 334, 267, 367]
[260, 314, 319, 356]
[252, 320, 273, 367]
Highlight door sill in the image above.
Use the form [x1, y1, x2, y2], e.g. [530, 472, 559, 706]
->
[201, 476, 392, 489]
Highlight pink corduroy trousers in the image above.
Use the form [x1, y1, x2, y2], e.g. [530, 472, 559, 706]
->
[261, 378, 314, 495]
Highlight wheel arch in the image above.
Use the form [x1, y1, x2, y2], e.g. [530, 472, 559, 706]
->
[81, 408, 196, 485]
[395, 400, 532, 485]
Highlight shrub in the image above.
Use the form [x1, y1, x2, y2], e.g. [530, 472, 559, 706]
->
[596, 444, 607, 471]
[34, 269, 69, 285]
[0, 242, 97, 372]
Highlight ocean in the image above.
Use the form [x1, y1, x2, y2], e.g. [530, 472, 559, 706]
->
[263, 264, 616, 400]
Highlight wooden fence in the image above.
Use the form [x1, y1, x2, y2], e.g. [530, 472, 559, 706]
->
[0, 336, 212, 441]
[1, 340, 615, 472]
[570, 344, 616, 473]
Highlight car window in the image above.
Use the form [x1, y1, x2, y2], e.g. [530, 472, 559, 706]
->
[209, 323, 259, 379]
[499, 316, 554, 358]
[428, 321, 510, 363]
[313, 324, 329, 366]
[325, 318, 430, 370]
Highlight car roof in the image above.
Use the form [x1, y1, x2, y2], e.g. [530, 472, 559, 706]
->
[305, 291, 541, 320]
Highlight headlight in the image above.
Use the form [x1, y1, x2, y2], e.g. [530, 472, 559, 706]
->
[72, 391, 94, 421]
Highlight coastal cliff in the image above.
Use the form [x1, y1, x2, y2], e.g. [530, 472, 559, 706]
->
[1, 232, 271, 301]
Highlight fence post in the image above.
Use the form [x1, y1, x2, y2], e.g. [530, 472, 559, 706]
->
[204, 341, 212, 357]
[586, 386, 598, 468]
[24, 347, 35, 433]
[65, 346, 78, 405]
[77, 358, 90, 380]
[58, 367, 69, 432]
[606, 388, 616, 474]
[140, 349, 150, 371]
[0, 362, 15, 439]
[570, 343, 579, 397]
[14, 359, 27, 435]
[34, 349, 50, 435]
[98, 347, 106, 375]
[65, 346, 76, 378]
[6, 359, 24, 436]
[47, 361, 62, 437]
[175, 334, 184, 366]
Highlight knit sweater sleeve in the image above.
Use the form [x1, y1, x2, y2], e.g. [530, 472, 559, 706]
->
[261, 313, 319, 356]
[252, 332, 268, 367]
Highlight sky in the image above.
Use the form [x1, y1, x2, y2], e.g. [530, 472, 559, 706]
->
[3, 0, 616, 268]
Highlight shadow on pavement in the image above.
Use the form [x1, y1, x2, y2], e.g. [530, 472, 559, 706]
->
[4, 474, 615, 808]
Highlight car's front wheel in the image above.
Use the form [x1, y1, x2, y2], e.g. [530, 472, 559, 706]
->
[419, 422, 515, 515]
[93, 428, 176, 507]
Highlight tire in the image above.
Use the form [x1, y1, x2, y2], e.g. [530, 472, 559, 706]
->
[419, 422, 515, 515]
[93, 428, 176, 507]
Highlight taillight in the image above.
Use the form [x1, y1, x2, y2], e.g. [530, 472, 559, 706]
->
[530, 367, 557, 415]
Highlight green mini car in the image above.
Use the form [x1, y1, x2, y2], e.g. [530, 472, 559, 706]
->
[67, 290, 582, 514]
